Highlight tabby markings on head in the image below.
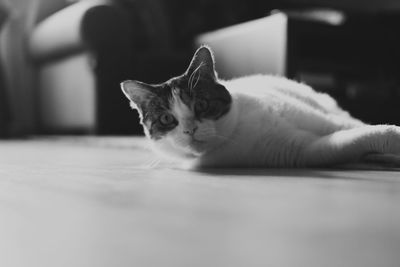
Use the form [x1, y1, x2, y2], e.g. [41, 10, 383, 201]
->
[121, 45, 232, 141]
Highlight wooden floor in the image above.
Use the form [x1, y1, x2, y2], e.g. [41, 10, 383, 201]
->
[1, 137, 400, 267]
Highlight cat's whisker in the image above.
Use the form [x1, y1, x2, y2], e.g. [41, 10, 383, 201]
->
[144, 158, 162, 169]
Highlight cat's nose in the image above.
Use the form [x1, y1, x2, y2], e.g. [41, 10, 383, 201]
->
[183, 126, 198, 135]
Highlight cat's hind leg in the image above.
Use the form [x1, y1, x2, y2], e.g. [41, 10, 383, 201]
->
[301, 125, 400, 167]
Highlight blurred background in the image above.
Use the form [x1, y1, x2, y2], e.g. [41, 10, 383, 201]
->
[0, 0, 400, 137]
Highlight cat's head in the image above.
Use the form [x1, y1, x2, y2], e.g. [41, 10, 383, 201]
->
[121, 46, 233, 158]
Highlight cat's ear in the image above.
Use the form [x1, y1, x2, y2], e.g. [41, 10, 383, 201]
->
[185, 45, 217, 81]
[120, 80, 155, 111]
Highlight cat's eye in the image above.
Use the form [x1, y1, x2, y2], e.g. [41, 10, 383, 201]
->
[194, 99, 209, 113]
[159, 113, 175, 125]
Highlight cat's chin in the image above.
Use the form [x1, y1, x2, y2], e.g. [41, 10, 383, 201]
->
[156, 147, 204, 164]
[152, 138, 207, 161]
[176, 142, 207, 159]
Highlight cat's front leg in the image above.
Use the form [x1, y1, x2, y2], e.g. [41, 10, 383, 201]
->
[301, 125, 400, 167]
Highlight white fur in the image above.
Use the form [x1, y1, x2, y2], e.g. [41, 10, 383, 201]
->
[151, 75, 400, 168]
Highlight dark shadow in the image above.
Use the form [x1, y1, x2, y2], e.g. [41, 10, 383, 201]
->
[192, 165, 400, 182]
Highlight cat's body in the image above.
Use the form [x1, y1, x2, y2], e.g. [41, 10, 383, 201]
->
[197, 75, 361, 167]
[121, 46, 400, 168]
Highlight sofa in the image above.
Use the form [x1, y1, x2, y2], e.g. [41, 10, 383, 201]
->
[29, 0, 188, 135]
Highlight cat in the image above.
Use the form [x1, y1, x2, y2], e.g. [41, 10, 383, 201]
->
[120, 45, 400, 168]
